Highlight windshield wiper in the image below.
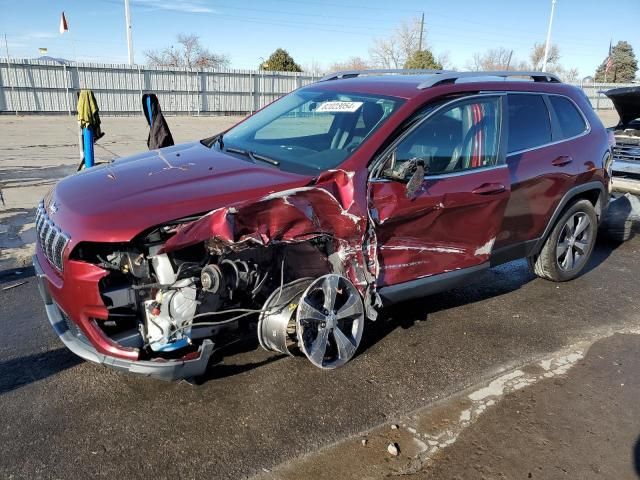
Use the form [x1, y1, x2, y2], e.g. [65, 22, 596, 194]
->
[226, 146, 247, 156]
[214, 133, 224, 149]
[202, 132, 224, 149]
[250, 151, 280, 166]
[226, 147, 280, 167]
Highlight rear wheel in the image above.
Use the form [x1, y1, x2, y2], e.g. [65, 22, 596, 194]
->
[528, 199, 598, 282]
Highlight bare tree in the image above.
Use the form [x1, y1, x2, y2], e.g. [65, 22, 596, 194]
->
[436, 52, 454, 70]
[145, 34, 229, 69]
[330, 56, 371, 72]
[302, 59, 324, 75]
[530, 42, 560, 71]
[559, 67, 580, 82]
[369, 16, 422, 68]
[466, 52, 484, 71]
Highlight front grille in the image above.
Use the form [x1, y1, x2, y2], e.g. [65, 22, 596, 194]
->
[613, 140, 640, 163]
[35, 201, 70, 271]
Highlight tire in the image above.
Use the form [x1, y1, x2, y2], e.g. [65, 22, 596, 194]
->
[599, 194, 637, 242]
[528, 199, 598, 282]
[601, 219, 634, 242]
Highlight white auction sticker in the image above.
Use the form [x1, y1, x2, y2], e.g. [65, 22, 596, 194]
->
[315, 101, 363, 113]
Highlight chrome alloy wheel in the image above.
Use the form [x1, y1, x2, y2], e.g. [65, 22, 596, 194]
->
[296, 274, 365, 369]
[556, 212, 593, 272]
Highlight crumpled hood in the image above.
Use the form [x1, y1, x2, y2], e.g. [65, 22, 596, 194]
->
[48, 142, 312, 243]
[604, 86, 640, 127]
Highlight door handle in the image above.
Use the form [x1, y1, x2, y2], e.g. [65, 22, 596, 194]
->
[552, 155, 573, 167]
[472, 183, 506, 195]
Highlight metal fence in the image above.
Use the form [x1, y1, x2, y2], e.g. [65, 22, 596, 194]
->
[0, 59, 635, 115]
[0, 58, 322, 115]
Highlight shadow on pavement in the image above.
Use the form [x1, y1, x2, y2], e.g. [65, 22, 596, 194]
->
[0, 266, 35, 285]
[0, 348, 82, 395]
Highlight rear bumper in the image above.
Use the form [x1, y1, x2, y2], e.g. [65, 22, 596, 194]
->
[33, 255, 214, 381]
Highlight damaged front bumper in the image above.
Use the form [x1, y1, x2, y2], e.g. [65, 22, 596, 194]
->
[33, 255, 214, 381]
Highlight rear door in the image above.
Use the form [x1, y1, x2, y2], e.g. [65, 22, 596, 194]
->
[495, 93, 584, 251]
[369, 94, 511, 287]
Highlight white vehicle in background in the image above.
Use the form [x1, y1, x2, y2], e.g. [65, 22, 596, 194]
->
[606, 86, 640, 194]
[600, 86, 640, 241]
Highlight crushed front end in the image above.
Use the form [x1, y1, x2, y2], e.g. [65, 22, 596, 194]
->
[34, 170, 376, 380]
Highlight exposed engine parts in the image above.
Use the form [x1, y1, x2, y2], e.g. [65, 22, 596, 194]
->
[258, 278, 313, 356]
[92, 235, 365, 370]
[144, 278, 197, 352]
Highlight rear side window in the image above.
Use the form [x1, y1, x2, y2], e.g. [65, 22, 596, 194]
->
[549, 96, 588, 139]
[507, 94, 552, 154]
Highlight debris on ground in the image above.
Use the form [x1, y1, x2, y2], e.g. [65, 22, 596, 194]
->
[2, 281, 27, 291]
[387, 443, 400, 456]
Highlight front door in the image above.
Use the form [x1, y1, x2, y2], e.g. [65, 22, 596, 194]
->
[369, 94, 511, 287]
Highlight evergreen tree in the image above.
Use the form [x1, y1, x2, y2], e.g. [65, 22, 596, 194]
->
[594, 41, 638, 83]
[404, 49, 443, 70]
[260, 49, 302, 72]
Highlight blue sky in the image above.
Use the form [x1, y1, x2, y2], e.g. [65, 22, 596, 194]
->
[1, 0, 638, 77]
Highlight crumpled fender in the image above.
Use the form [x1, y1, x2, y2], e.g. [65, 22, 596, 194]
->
[160, 170, 379, 312]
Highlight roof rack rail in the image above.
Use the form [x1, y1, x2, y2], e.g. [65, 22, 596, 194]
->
[319, 69, 451, 82]
[417, 71, 562, 89]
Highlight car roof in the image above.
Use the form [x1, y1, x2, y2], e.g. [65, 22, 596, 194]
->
[307, 71, 568, 100]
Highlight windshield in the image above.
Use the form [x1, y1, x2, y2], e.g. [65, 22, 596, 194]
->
[208, 89, 404, 174]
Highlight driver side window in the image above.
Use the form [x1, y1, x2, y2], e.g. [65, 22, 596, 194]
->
[394, 96, 501, 176]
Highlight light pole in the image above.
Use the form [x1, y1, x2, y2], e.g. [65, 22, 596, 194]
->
[542, 0, 557, 72]
[124, 0, 134, 64]
[258, 57, 266, 108]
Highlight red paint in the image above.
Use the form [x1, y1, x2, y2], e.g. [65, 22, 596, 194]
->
[36, 242, 139, 360]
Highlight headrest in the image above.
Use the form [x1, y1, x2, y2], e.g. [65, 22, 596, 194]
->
[361, 102, 384, 130]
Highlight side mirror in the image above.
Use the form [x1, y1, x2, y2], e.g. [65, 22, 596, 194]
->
[405, 160, 425, 198]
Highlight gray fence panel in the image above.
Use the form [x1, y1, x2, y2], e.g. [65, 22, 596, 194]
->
[1, 59, 635, 115]
[0, 59, 322, 114]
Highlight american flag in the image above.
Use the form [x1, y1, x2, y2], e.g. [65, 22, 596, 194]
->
[59, 12, 68, 35]
[605, 41, 613, 73]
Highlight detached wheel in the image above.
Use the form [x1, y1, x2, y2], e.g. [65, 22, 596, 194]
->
[296, 274, 365, 369]
[528, 199, 597, 282]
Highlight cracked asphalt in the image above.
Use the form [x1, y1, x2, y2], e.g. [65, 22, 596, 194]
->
[1, 231, 639, 479]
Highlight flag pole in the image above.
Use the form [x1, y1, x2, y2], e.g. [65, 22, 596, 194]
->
[542, 0, 557, 71]
[124, 0, 134, 65]
[3, 34, 18, 116]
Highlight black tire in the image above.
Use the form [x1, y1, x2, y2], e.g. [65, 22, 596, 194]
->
[601, 219, 634, 242]
[528, 199, 598, 282]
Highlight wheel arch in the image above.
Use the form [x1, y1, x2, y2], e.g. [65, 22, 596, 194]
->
[531, 181, 606, 257]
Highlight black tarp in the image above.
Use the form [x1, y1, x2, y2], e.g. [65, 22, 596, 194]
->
[142, 93, 175, 150]
[604, 86, 640, 127]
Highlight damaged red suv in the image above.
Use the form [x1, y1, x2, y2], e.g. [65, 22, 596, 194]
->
[34, 70, 612, 380]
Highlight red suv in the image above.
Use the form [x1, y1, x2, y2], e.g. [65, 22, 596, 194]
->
[34, 70, 612, 380]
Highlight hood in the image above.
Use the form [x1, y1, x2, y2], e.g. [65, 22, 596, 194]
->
[49, 142, 312, 243]
[604, 86, 640, 127]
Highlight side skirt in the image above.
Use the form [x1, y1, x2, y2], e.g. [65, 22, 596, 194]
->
[378, 262, 489, 306]
[490, 239, 539, 267]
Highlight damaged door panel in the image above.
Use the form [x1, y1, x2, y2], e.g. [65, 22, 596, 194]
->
[371, 166, 510, 285]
